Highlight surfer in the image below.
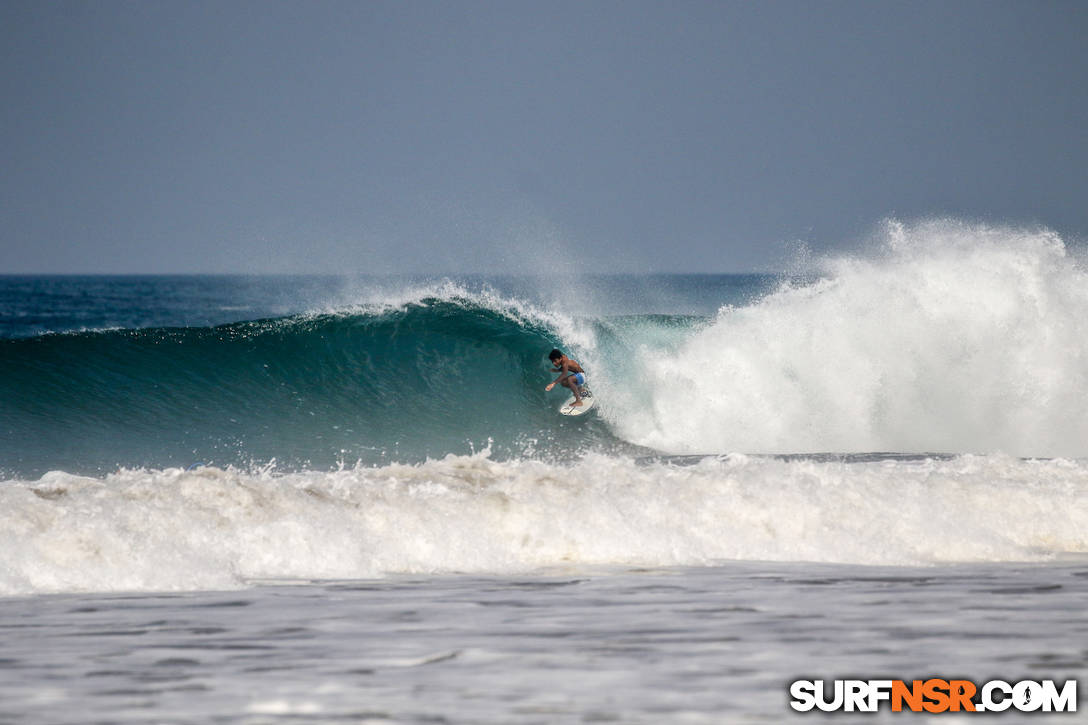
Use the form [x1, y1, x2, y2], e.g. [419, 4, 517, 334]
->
[545, 349, 586, 407]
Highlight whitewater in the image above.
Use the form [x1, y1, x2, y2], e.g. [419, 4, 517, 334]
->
[609, 220, 1088, 457]
[2, 220, 1087, 723]
[3, 452, 1086, 596]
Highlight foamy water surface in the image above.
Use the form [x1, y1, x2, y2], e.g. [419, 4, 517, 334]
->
[2, 563, 1085, 724]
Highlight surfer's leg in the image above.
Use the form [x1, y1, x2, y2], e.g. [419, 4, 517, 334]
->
[562, 376, 583, 406]
[572, 373, 585, 405]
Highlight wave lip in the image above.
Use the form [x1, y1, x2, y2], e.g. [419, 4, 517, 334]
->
[3, 451, 1086, 596]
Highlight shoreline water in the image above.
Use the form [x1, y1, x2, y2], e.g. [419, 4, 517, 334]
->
[2, 561, 1085, 723]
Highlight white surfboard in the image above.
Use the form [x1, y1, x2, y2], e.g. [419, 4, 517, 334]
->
[558, 386, 596, 416]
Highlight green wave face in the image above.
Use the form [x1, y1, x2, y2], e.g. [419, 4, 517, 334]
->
[0, 298, 638, 476]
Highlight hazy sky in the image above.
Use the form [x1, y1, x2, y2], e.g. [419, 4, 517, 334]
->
[2, 0, 1086, 274]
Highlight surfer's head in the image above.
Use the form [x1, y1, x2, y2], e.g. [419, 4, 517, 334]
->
[549, 349, 564, 362]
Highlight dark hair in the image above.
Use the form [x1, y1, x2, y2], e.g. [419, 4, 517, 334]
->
[548, 349, 563, 361]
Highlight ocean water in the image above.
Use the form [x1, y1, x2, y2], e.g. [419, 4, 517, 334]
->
[2, 220, 1087, 722]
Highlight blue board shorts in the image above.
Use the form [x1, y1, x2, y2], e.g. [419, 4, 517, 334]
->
[571, 372, 585, 386]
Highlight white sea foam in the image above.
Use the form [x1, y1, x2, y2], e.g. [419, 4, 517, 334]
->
[2, 451, 1086, 595]
[604, 220, 1088, 457]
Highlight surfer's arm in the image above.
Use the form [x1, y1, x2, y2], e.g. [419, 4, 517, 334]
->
[545, 362, 571, 391]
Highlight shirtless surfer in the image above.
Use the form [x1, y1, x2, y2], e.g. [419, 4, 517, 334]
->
[545, 348, 586, 407]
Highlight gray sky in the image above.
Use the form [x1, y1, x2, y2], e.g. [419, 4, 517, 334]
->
[2, 0, 1086, 274]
